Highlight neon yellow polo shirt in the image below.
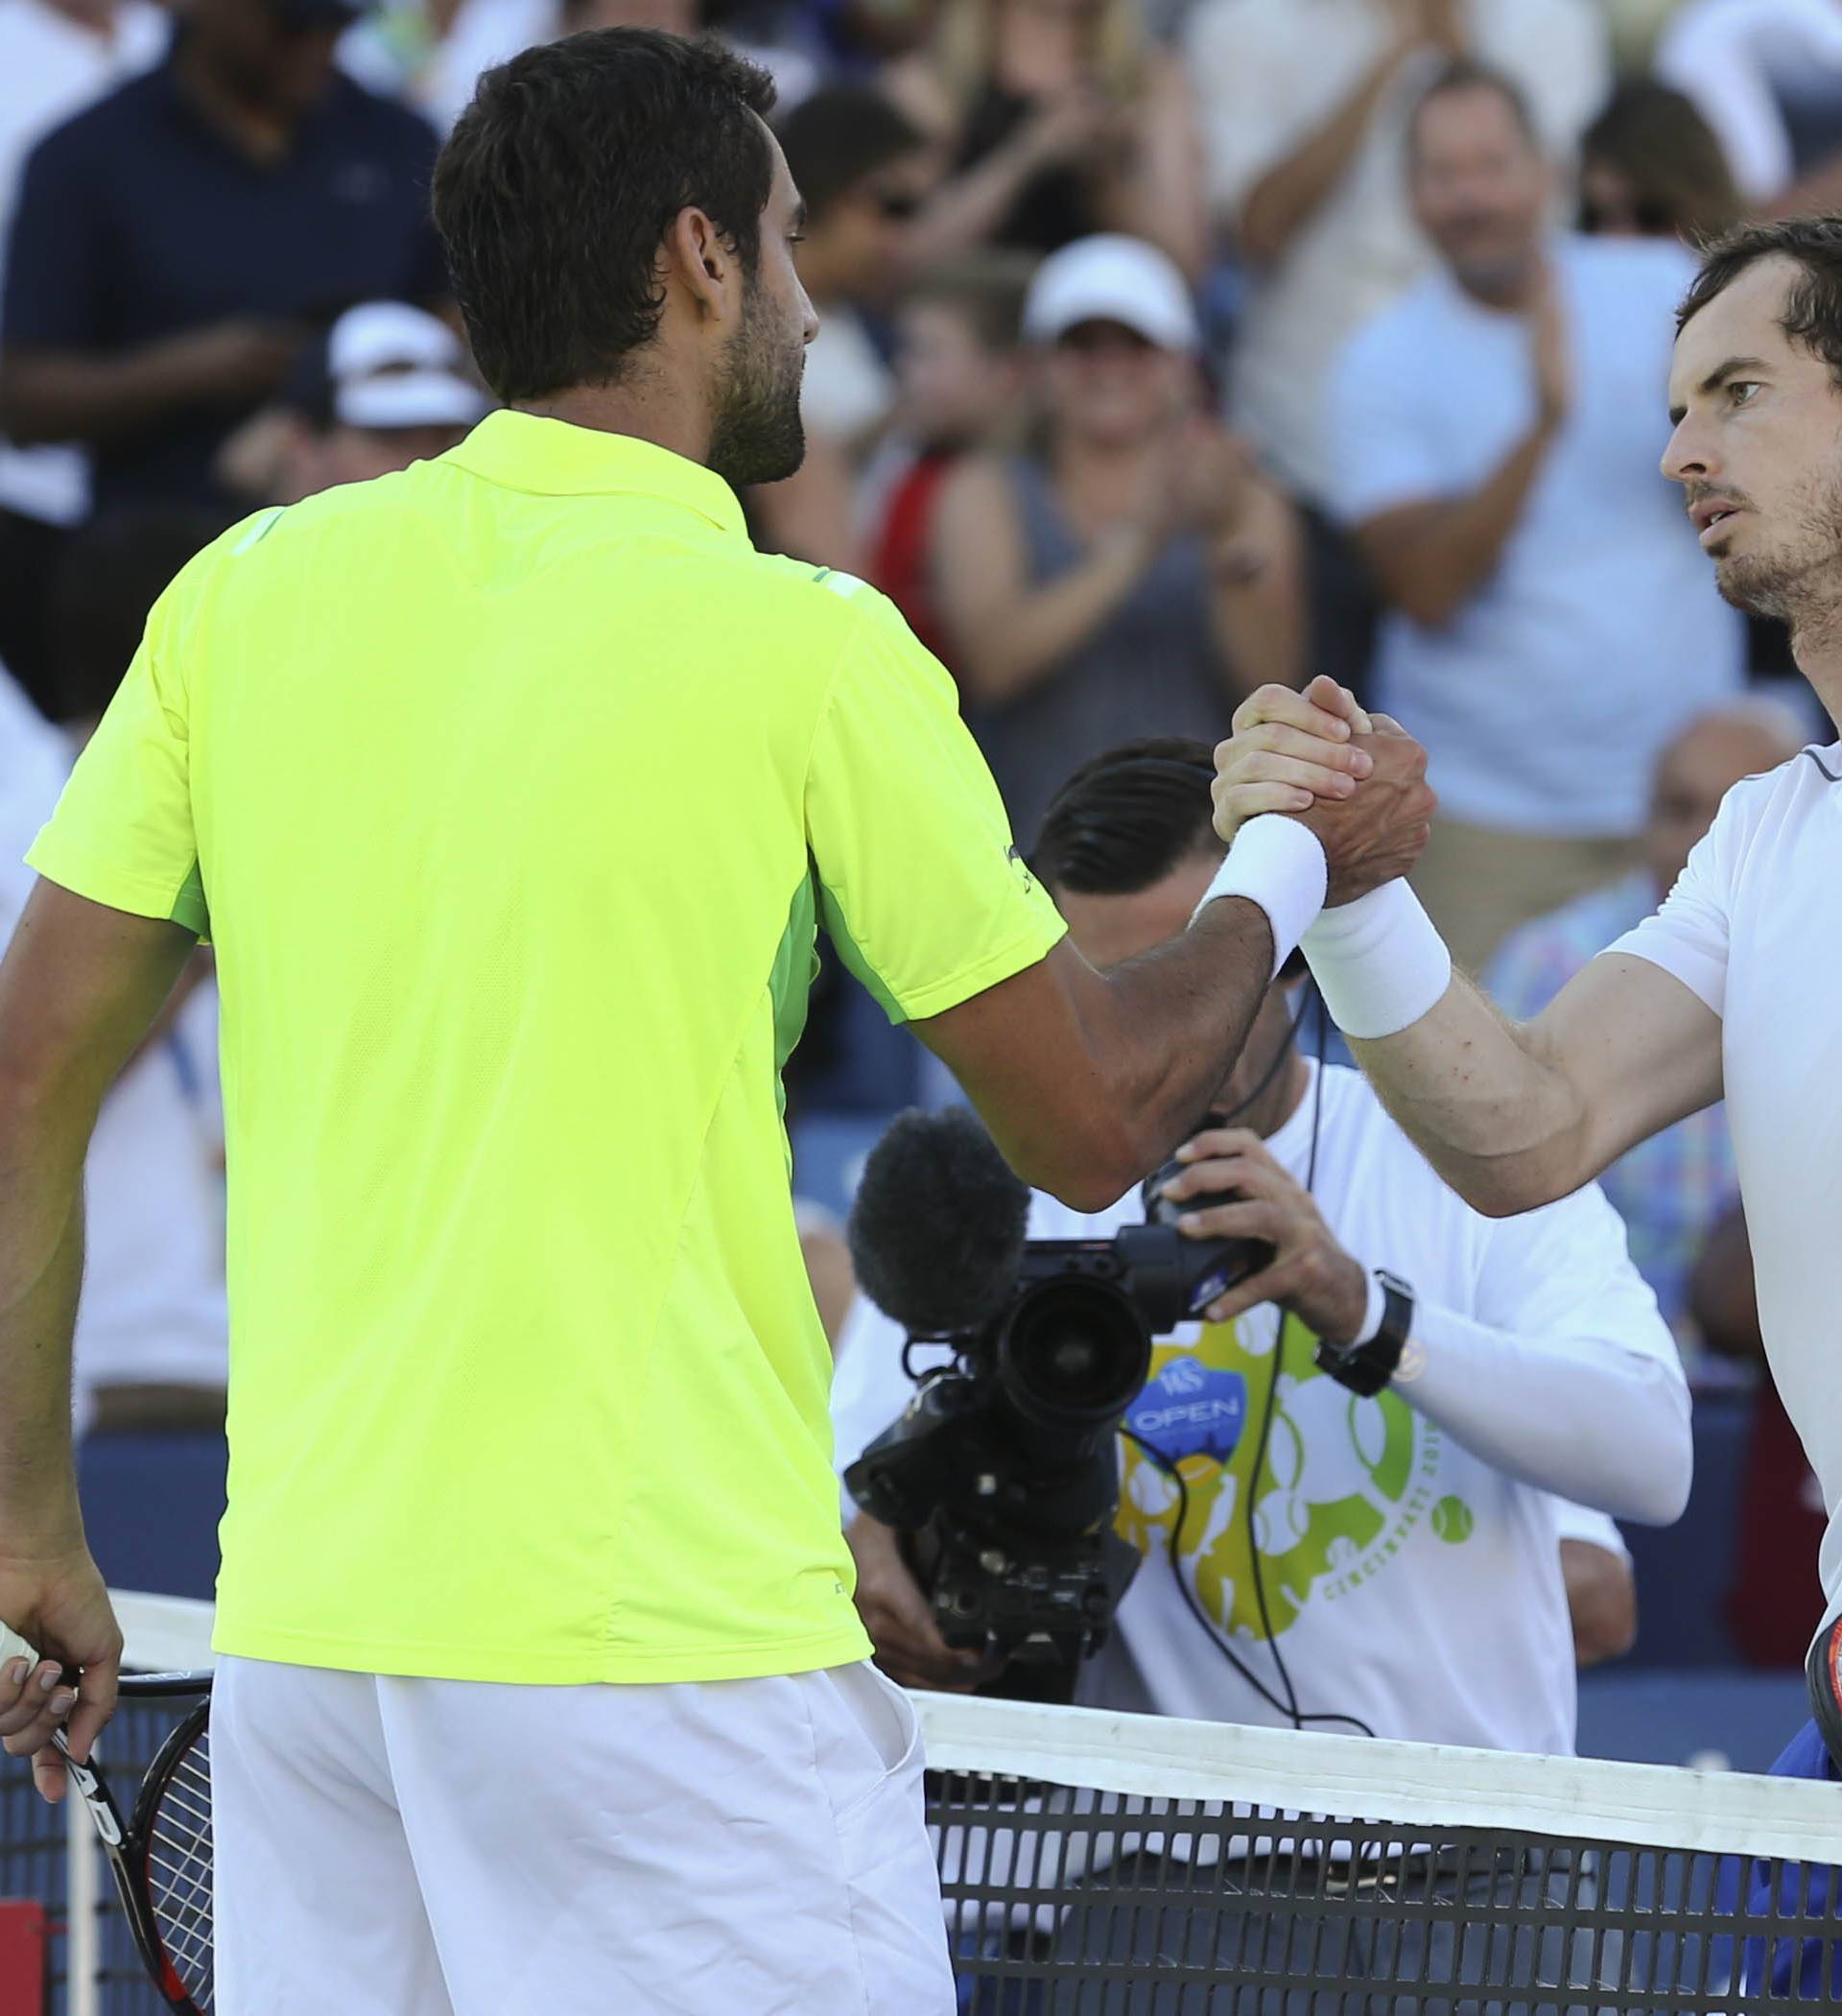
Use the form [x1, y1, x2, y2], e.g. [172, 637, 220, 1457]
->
[30, 411, 1065, 1683]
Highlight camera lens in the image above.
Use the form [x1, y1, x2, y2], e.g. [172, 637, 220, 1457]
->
[997, 1277, 1151, 1429]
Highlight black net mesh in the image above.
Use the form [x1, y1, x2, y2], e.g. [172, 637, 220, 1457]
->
[928, 1773, 1842, 2014]
[0, 1693, 203, 2015]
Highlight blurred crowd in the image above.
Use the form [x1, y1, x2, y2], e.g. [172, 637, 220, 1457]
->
[2, 0, 1839, 1673]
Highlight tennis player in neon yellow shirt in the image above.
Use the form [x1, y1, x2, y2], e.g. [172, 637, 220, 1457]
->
[0, 28, 1431, 2015]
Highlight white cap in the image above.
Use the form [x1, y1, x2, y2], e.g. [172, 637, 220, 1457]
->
[324, 301, 490, 433]
[1021, 234, 1202, 355]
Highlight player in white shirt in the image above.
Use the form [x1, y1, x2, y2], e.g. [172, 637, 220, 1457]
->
[836, 738, 1688, 1760]
[1209, 214, 1842, 1987]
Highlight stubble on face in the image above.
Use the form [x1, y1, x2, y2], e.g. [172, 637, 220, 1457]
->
[706, 273, 809, 489]
[1712, 456, 1842, 624]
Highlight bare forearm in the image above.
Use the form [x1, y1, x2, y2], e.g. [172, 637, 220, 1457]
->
[1207, 505, 1306, 699]
[956, 529, 1154, 703]
[1074, 898, 1279, 1177]
[1346, 971, 1590, 1215]
[0, 1152, 85, 1541]
[905, 134, 1049, 270]
[3, 341, 237, 448]
[1238, 41, 1410, 264]
[1374, 420, 1558, 629]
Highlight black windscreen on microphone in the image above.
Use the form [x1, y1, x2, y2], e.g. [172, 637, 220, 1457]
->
[846, 1106, 1030, 1335]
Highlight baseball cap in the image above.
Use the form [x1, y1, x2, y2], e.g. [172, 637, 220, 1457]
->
[319, 301, 490, 433]
[1021, 234, 1203, 356]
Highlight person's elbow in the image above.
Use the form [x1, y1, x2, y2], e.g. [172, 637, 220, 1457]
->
[1380, 560, 1465, 630]
[1010, 1107, 1155, 1215]
[1603, 1380, 1694, 1527]
[1561, 1540, 1638, 1669]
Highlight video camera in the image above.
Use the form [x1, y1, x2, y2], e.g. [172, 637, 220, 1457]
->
[843, 1109, 1269, 1696]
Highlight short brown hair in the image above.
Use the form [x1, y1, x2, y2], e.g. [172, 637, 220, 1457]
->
[1677, 215, 1842, 383]
[904, 250, 1036, 355]
[1407, 59, 1540, 165]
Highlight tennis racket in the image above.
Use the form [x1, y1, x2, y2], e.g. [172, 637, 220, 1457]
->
[1, 1618, 216, 2015]
[59, 1670, 217, 2013]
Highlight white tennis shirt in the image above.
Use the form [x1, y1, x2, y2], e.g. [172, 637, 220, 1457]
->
[1615, 744, 1842, 1623]
[833, 1061, 1686, 1758]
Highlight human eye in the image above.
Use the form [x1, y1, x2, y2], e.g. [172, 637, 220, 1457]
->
[1729, 380, 1761, 408]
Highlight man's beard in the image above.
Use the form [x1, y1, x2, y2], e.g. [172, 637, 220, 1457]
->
[707, 289, 807, 489]
[1714, 469, 1842, 624]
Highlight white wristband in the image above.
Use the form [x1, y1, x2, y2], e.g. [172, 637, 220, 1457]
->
[1353, 1269, 1388, 1347]
[1301, 880, 1452, 1039]
[1191, 817, 1328, 977]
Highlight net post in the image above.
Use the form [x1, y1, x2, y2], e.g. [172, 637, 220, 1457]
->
[65, 1776, 99, 2016]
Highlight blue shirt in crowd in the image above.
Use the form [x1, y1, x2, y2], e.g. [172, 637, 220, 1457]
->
[1, 36, 446, 515]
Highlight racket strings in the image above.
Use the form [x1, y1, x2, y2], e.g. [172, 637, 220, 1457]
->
[144, 1731, 214, 2007]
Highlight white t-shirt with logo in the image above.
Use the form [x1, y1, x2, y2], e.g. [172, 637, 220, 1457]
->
[832, 1062, 1683, 1758]
[1614, 744, 1842, 1625]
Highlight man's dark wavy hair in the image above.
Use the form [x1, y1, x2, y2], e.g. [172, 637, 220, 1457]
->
[1031, 739, 1222, 897]
[1678, 215, 1842, 385]
[432, 28, 777, 402]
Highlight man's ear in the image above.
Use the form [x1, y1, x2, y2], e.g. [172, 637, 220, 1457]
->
[663, 205, 740, 321]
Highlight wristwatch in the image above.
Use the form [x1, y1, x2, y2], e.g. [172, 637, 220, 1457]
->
[1314, 1270, 1415, 1396]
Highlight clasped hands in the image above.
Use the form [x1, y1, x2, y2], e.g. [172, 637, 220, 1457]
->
[1212, 675, 1436, 906]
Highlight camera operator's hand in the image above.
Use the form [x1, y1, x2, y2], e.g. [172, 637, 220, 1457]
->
[845, 1511, 996, 1693]
[1160, 1127, 1370, 1342]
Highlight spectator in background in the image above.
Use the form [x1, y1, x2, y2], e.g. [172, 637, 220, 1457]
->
[1654, 0, 1842, 206]
[933, 234, 1303, 846]
[1578, 80, 1745, 244]
[1692, 1199, 1830, 1667]
[1184, 0, 1606, 691]
[753, 84, 931, 569]
[12, 510, 230, 1441]
[0, 0, 448, 525]
[863, 249, 1033, 658]
[218, 298, 490, 505]
[886, 0, 1207, 277]
[1487, 702, 1805, 1343]
[1327, 62, 1744, 973]
[0, 0, 165, 713]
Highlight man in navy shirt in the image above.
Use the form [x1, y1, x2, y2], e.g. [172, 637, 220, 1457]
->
[0, 0, 448, 520]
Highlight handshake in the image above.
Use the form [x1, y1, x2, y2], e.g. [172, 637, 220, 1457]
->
[1213, 676, 1437, 907]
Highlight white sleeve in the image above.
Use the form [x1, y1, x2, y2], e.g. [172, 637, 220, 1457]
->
[1183, 0, 1326, 218]
[1607, 790, 1738, 1017]
[1654, 0, 1842, 201]
[1550, 1498, 1629, 1559]
[1386, 1182, 1692, 1525]
[1323, 317, 1448, 527]
[1499, 0, 1611, 155]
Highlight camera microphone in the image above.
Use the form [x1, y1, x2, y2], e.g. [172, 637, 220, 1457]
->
[845, 1106, 1031, 1335]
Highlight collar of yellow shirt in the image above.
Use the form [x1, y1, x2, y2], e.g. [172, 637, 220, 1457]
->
[441, 408, 747, 537]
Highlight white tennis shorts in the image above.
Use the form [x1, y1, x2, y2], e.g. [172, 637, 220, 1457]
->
[209, 1653, 955, 2014]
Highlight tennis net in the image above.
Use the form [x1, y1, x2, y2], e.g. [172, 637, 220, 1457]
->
[4, 1594, 1841, 2012]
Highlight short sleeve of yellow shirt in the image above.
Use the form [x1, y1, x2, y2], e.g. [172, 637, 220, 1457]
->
[25, 523, 251, 937]
[805, 577, 1063, 1023]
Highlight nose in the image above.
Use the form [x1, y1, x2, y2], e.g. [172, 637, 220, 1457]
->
[1661, 410, 1712, 486]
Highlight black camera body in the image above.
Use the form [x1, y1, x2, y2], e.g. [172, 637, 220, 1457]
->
[845, 1174, 1271, 1694]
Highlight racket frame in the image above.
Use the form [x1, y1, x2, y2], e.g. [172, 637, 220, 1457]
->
[58, 1671, 214, 2015]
